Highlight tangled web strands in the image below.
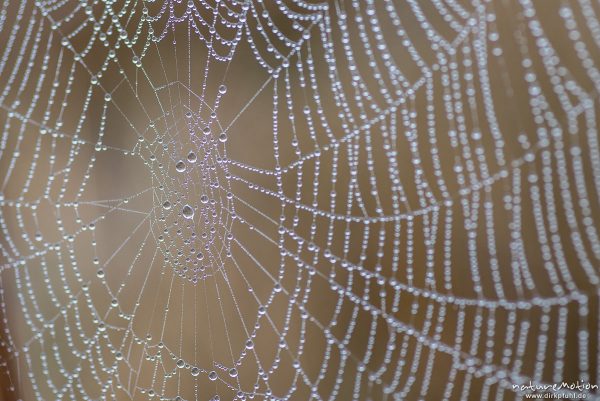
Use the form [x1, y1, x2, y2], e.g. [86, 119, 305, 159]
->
[0, 0, 599, 400]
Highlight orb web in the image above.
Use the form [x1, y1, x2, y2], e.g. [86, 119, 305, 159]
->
[0, 0, 599, 401]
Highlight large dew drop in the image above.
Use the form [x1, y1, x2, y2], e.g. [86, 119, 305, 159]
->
[182, 205, 194, 219]
[175, 160, 186, 172]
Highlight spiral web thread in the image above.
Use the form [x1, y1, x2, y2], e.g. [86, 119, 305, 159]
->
[0, 0, 599, 400]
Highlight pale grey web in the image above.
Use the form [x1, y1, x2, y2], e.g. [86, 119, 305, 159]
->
[0, 0, 599, 400]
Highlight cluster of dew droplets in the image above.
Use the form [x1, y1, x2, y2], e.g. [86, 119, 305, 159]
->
[148, 81, 236, 286]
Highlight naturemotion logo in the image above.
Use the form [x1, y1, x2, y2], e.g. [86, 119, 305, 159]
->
[512, 381, 598, 399]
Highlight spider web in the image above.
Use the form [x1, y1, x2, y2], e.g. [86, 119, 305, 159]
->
[0, 0, 599, 400]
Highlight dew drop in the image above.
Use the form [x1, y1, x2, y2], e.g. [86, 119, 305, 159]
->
[228, 368, 238, 377]
[245, 340, 254, 349]
[175, 161, 186, 172]
[115, 351, 123, 361]
[182, 205, 194, 219]
[191, 367, 200, 376]
[218, 84, 227, 94]
[203, 126, 211, 136]
[162, 201, 171, 210]
[176, 359, 185, 368]
[208, 371, 218, 381]
[97, 269, 105, 278]
[187, 151, 197, 163]
[200, 195, 209, 204]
